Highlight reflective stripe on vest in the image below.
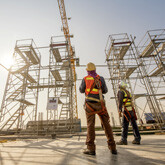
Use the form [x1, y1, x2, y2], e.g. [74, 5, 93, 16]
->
[84, 75, 100, 95]
[121, 89, 132, 107]
[86, 88, 99, 92]
[86, 77, 94, 80]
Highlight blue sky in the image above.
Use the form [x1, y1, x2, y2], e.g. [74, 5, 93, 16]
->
[0, 0, 164, 125]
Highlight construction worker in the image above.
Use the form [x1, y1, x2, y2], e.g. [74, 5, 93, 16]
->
[79, 62, 117, 155]
[117, 81, 141, 145]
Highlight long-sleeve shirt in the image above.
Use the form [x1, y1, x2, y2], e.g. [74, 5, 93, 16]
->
[79, 76, 108, 102]
[117, 90, 125, 112]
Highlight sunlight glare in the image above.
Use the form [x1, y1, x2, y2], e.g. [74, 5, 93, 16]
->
[1, 56, 14, 69]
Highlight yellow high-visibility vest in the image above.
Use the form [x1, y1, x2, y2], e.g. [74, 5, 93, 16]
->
[121, 89, 132, 107]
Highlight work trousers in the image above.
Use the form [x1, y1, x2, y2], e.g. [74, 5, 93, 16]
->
[121, 110, 141, 142]
[85, 101, 116, 151]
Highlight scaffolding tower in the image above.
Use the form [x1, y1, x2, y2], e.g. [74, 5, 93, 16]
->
[105, 33, 141, 125]
[0, 36, 80, 134]
[105, 31, 165, 128]
[47, 36, 73, 133]
[0, 39, 41, 131]
[136, 29, 165, 128]
[0, 0, 80, 134]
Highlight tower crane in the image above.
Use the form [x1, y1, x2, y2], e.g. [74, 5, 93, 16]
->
[57, 0, 78, 119]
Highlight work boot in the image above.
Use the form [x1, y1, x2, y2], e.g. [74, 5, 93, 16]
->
[83, 149, 96, 155]
[111, 149, 118, 155]
[116, 140, 127, 145]
[108, 141, 118, 155]
[132, 139, 140, 145]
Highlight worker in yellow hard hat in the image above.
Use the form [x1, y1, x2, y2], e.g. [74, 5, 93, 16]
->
[79, 62, 117, 155]
[86, 62, 96, 71]
[117, 81, 141, 145]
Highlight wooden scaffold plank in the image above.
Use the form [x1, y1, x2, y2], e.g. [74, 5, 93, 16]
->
[15, 47, 27, 62]
[52, 48, 62, 62]
[119, 44, 131, 60]
[16, 99, 34, 106]
[21, 72, 37, 83]
[150, 65, 165, 77]
[24, 47, 40, 65]
[51, 70, 62, 81]
[125, 67, 137, 78]
[140, 41, 160, 58]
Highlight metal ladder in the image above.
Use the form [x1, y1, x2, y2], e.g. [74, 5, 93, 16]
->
[0, 105, 27, 131]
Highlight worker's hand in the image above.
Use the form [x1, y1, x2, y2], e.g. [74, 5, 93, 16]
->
[119, 111, 122, 118]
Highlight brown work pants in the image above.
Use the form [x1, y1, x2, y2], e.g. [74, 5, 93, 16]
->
[85, 102, 116, 151]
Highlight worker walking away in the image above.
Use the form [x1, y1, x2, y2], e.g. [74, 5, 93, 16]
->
[117, 81, 141, 145]
[79, 62, 117, 155]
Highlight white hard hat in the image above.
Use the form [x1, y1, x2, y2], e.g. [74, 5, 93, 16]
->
[118, 81, 128, 89]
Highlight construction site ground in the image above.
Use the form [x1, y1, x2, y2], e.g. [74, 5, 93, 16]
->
[0, 133, 165, 165]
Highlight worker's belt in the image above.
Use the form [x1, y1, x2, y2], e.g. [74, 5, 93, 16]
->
[123, 97, 137, 121]
[123, 106, 137, 121]
[124, 106, 132, 111]
[85, 101, 107, 116]
[85, 96, 101, 102]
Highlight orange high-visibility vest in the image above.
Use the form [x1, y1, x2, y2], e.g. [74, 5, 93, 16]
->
[84, 75, 101, 95]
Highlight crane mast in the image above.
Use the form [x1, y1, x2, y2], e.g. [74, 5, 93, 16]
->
[57, 0, 78, 119]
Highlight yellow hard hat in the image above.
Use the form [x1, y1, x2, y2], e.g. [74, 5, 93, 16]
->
[86, 62, 96, 71]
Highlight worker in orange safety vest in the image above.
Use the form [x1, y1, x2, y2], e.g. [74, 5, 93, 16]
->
[79, 62, 117, 155]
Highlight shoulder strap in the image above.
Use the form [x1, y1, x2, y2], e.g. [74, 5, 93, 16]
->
[125, 89, 131, 98]
[94, 75, 101, 89]
[95, 76, 104, 101]
[122, 89, 131, 98]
